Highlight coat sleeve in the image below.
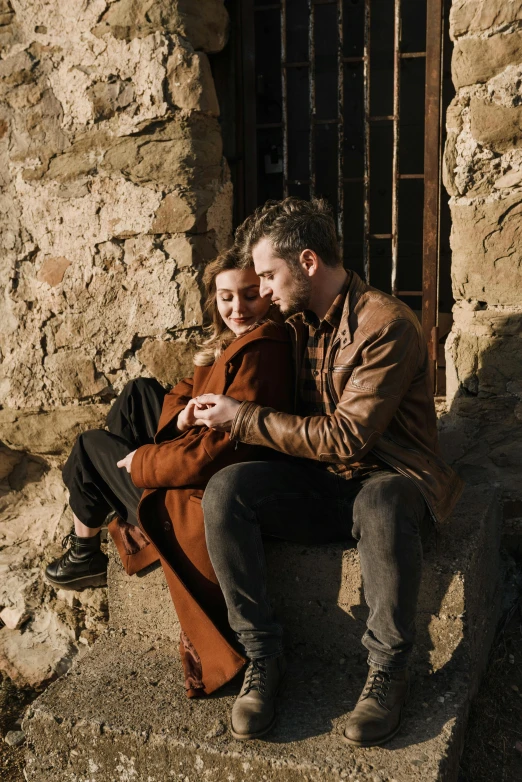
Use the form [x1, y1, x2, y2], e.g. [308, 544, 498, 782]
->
[153, 376, 194, 443]
[131, 339, 293, 489]
[230, 318, 421, 464]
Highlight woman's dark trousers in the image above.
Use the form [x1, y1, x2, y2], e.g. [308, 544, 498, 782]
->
[62, 378, 166, 528]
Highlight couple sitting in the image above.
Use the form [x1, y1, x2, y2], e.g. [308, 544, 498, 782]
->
[45, 197, 463, 748]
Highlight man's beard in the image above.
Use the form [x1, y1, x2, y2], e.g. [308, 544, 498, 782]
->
[278, 273, 312, 317]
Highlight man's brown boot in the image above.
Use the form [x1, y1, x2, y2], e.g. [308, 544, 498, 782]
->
[342, 667, 409, 747]
[230, 655, 286, 740]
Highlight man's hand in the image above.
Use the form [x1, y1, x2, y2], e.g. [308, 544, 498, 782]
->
[117, 450, 137, 473]
[193, 394, 241, 432]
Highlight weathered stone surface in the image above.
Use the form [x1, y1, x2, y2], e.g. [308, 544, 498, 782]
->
[494, 168, 522, 189]
[36, 256, 71, 287]
[470, 97, 522, 153]
[0, 6, 229, 411]
[450, 0, 522, 39]
[450, 194, 522, 305]
[151, 189, 214, 234]
[167, 39, 219, 115]
[452, 30, 522, 89]
[103, 116, 223, 188]
[93, 0, 229, 53]
[0, 405, 108, 455]
[136, 339, 197, 386]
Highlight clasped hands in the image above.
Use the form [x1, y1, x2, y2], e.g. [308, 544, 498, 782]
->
[182, 394, 241, 432]
[116, 394, 240, 474]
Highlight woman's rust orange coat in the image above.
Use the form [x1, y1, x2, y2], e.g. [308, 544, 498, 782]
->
[108, 322, 293, 697]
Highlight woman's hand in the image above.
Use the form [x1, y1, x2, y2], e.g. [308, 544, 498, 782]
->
[177, 398, 206, 433]
[117, 450, 137, 473]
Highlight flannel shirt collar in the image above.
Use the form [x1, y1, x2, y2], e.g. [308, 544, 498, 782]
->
[302, 272, 351, 334]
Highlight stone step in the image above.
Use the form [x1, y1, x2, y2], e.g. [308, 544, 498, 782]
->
[24, 485, 504, 781]
[108, 485, 500, 674]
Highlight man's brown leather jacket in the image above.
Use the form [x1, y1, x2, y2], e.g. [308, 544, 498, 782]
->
[231, 271, 464, 523]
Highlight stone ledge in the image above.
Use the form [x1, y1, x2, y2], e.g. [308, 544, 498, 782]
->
[21, 625, 491, 782]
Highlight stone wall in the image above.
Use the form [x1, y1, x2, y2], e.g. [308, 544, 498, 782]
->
[0, 0, 231, 684]
[441, 0, 522, 526]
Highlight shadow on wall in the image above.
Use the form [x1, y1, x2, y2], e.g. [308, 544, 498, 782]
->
[439, 309, 522, 538]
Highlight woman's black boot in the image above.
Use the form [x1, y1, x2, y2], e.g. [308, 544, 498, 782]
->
[45, 531, 108, 590]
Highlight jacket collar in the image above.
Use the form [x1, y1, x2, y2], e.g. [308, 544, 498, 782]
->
[338, 270, 369, 348]
[221, 321, 287, 364]
[287, 270, 369, 349]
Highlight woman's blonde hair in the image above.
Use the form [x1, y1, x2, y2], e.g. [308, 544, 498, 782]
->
[194, 248, 263, 367]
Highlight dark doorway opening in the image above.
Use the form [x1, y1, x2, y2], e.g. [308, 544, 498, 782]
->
[212, 0, 454, 395]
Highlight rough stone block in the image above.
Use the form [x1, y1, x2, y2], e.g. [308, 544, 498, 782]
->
[450, 0, 522, 39]
[23, 488, 502, 782]
[470, 97, 522, 153]
[450, 194, 522, 305]
[93, 0, 229, 53]
[167, 43, 219, 115]
[151, 189, 214, 234]
[0, 405, 108, 455]
[136, 340, 197, 387]
[452, 30, 522, 88]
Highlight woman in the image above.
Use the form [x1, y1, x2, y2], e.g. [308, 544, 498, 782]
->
[45, 248, 294, 696]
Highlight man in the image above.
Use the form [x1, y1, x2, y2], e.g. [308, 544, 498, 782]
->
[194, 197, 464, 747]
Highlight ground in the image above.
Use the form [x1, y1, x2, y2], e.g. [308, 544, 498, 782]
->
[1, 569, 522, 781]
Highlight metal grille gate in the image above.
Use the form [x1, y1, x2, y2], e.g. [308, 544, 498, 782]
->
[230, 0, 448, 393]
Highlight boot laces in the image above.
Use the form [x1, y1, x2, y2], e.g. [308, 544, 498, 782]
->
[61, 533, 74, 549]
[363, 670, 391, 709]
[243, 659, 268, 695]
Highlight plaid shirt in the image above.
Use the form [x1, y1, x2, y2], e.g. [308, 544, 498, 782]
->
[298, 277, 350, 417]
[298, 274, 383, 479]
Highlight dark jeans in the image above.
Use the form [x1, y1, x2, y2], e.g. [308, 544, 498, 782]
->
[62, 378, 166, 528]
[202, 460, 432, 671]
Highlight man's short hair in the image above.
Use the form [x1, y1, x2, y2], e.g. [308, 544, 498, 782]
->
[236, 197, 342, 269]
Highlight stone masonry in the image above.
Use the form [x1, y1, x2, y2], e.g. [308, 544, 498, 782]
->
[0, 0, 232, 684]
[441, 1, 522, 542]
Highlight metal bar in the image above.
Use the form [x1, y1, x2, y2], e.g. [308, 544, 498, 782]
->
[309, 0, 316, 198]
[343, 176, 366, 183]
[400, 51, 426, 59]
[397, 290, 423, 296]
[370, 115, 395, 122]
[391, 0, 401, 296]
[281, 0, 288, 198]
[314, 118, 339, 125]
[337, 0, 344, 256]
[342, 56, 365, 63]
[400, 173, 424, 179]
[240, 0, 258, 218]
[370, 233, 392, 239]
[363, 0, 371, 281]
[422, 0, 443, 391]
